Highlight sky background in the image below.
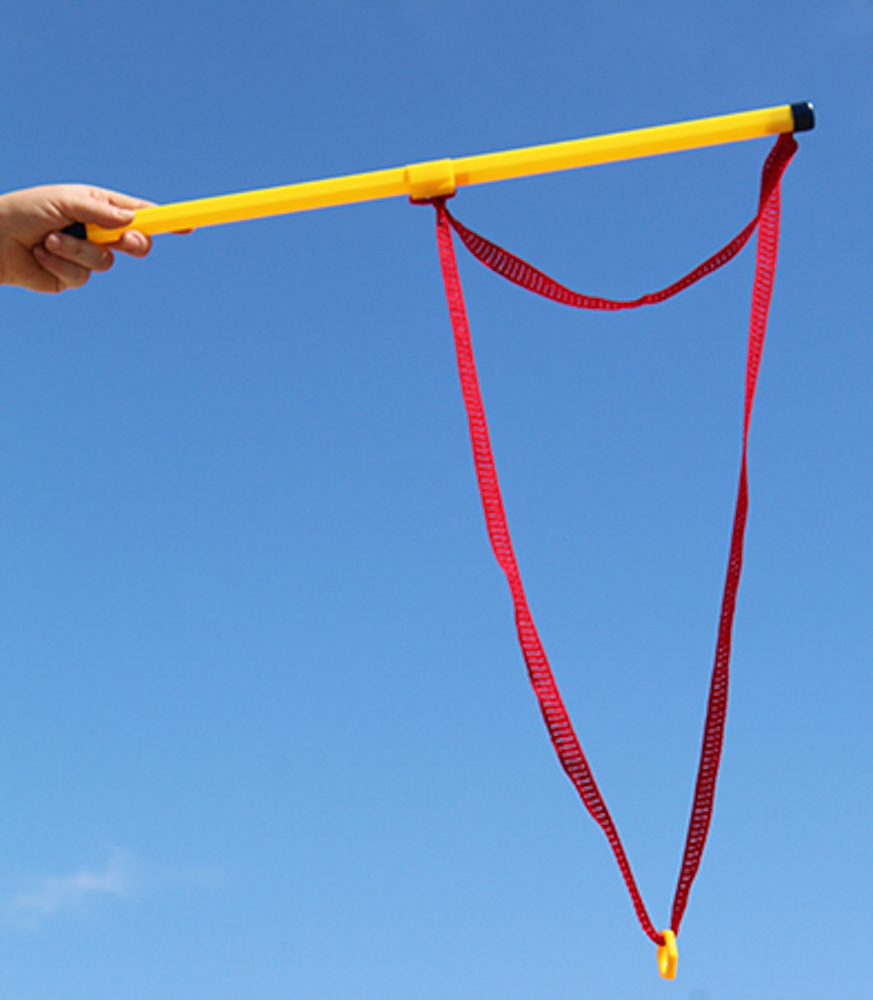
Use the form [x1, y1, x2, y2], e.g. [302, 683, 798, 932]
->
[1, 2, 871, 998]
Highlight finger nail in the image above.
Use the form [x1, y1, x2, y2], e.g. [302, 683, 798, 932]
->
[45, 233, 62, 251]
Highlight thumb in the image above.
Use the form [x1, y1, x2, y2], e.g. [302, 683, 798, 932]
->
[54, 186, 151, 230]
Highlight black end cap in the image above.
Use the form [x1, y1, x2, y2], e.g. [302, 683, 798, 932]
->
[61, 222, 88, 240]
[790, 102, 815, 132]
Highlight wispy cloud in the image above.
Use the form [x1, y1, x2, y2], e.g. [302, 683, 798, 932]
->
[2, 849, 222, 931]
[3, 849, 136, 929]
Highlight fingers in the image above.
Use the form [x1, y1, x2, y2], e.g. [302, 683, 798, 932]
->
[97, 188, 155, 213]
[31, 245, 91, 292]
[32, 232, 115, 292]
[34, 201, 153, 294]
[34, 224, 153, 290]
[45, 230, 114, 271]
[109, 228, 152, 258]
[57, 189, 154, 258]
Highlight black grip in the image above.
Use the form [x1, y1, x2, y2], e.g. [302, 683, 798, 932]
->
[61, 222, 89, 240]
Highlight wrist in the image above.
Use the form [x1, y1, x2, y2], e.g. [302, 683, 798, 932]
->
[0, 193, 10, 285]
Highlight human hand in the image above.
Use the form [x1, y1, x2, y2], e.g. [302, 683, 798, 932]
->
[0, 184, 153, 293]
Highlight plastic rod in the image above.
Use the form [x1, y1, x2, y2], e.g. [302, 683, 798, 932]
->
[82, 102, 813, 244]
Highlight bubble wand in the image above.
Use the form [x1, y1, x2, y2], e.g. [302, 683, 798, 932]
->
[68, 102, 813, 243]
[71, 103, 813, 980]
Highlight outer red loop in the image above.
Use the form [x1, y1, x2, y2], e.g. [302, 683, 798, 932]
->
[430, 134, 797, 944]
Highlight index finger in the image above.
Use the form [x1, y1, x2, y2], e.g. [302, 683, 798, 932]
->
[89, 187, 156, 213]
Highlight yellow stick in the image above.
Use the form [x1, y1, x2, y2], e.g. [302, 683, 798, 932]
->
[85, 102, 813, 244]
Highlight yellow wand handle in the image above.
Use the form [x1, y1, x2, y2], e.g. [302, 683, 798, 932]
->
[81, 101, 813, 245]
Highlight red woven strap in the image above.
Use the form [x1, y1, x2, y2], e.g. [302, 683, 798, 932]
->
[442, 135, 795, 313]
[433, 200, 663, 943]
[671, 132, 796, 934]
[430, 133, 797, 945]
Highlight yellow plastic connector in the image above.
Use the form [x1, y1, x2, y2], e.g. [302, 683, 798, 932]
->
[405, 158, 456, 201]
[657, 929, 679, 980]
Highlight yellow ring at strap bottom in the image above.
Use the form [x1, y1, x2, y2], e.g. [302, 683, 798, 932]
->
[657, 929, 678, 980]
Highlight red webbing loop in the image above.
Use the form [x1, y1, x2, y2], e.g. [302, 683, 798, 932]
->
[442, 134, 795, 313]
[430, 134, 797, 945]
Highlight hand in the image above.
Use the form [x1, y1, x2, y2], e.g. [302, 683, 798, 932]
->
[0, 184, 154, 293]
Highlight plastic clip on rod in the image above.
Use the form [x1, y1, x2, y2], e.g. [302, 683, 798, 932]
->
[66, 102, 813, 244]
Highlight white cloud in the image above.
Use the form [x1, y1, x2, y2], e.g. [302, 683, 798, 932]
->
[3, 849, 136, 929]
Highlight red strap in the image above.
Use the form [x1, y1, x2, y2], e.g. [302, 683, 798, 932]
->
[430, 134, 797, 945]
[672, 133, 795, 934]
[442, 134, 795, 313]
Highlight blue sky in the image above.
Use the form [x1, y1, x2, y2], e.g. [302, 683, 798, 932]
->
[1, 2, 871, 998]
